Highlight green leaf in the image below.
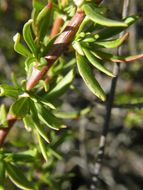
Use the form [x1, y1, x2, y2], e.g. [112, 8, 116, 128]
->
[35, 103, 66, 130]
[5, 149, 37, 163]
[94, 32, 129, 48]
[72, 41, 84, 55]
[54, 107, 91, 119]
[95, 15, 138, 40]
[48, 148, 62, 160]
[6, 162, 34, 190]
[36, 2, 53, 40]
[41, 34, 58, 57]
[44, 69, 75, 100]
[23, 19, 37, 56]
[23, 115, 34, 132]
[76, 53, 106, 101]
[29, 94, 56, 109]
[37, 132, 48, 161]
[30, 101, 50, 143]
[0, 104, 8, 128]
[33, 121, 50, 143]
[0, 161, 5, 190]
[82, 47, 114, 77]
[92, 50, 143, 63]
[13, 33, 31, 57]
[25, 57, 37, 78]
[32, 0, 43, 25]
[10, 97, 30, 118]
[83, 3, 127, 27]
[0, 84, 19, 98]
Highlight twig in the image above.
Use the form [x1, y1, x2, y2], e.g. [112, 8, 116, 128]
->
[50, 16, 64, 38]
[26, 10, 85, 90]
[0, 114, 17, 145]
[0, 0, 103, 146]
[90, 0, 130, 189]
[0, 10, 85, 146]
[50, 0, 66, 38]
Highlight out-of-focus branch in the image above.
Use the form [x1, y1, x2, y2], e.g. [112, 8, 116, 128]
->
[50, 16, 64, 38]
[90, 0, 130, 189]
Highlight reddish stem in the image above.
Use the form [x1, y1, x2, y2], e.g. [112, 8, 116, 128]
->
[0, 0, 105, 146]
[0, 114, 17, 146]
[50, 16, 64, 38]
[26, 11, 85, 91]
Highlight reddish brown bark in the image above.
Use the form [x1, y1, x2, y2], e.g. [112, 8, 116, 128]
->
[0, 114, 17, 145]
[26, 11, 85, 91]
[50, 16, 64, 38]
[0, 0, 104, 146]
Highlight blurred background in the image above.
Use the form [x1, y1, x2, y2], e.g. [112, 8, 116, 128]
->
[1, 0, 143, 189]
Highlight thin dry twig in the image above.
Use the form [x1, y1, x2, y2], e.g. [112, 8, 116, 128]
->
[90, 0, 130, 189]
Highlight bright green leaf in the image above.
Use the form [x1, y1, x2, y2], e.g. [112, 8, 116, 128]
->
[44, 69, 75, 100]
[10, 97, 30, 118]
[23, 19, 37, 55]
[35, 103, 66, 130]
[0, 84, 19, 98]
[23, 115, 34, 132]
[93, 32, 129, 48]
[30, 101, 50, 143]
[0, 161, 5, 190]
[72, 41, 84, 55]
[0, 104, 8, 128]
[6, 162, 34, 190]
[36, 2, 53, 40]
[13, 33, 31, 57]
[82, 47, 114, 77]
[83, 3, 127, 27]
[76, 53, 106, 101]
[95, 15, 138, 40]
[37, 132, 48, 161]
[92, 50, 143, 63]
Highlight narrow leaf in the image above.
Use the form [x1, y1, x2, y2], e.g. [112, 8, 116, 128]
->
[76, 53, 106, 101]
[23, 115, 34, 132]
[93, 50, 143, 63]
[82, 47, 114, 77]
[94, 32, 129, 48]
[0, 104, 8, 128]
[10, 97, 30, 118]
[83, 3, 127, 27]
[36, 2, 53, 40]
[23, 19, 37, 55]
[95, 15, 138, 40]
[13, 33, 31, 57]
[72, 41, 84, 55]
[0, 161, 5, 189]
[6, 163, 34, 190]
[54, 107, 91, 119]
[45, 69, 75, 100]
[30, 101, 50, 143]
[35, 103, 66, 130]
[6, 149, 37, 163]
[33, 121, 50, 143]
[37, 132, 48, 161]
[0, 84, 19, 98]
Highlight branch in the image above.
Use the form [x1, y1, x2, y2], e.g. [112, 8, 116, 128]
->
[50, 16, 64, 38]
[90, 0, 130, 189]
[26, 10, 85, 90]
[0, 114, 17, 146]
[0, 10, 85, 146]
